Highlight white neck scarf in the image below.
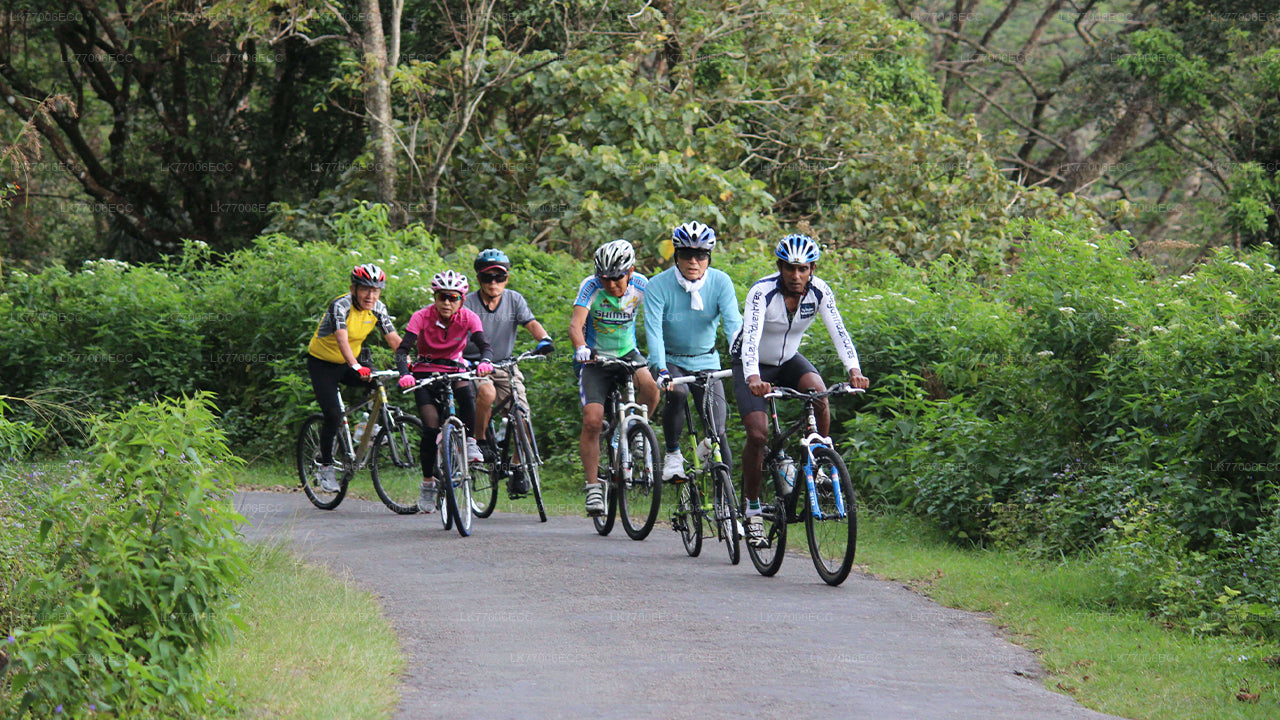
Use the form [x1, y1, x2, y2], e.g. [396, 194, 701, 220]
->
[675, 272, 706, 311]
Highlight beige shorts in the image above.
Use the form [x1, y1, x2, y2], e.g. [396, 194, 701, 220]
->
[476, 365, 528, 413]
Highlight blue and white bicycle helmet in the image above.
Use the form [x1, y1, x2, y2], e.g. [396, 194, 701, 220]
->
[594, 239, 635, 278]
[474, 248, 511, 274]
[672, 221, 717, 251]
[774, 234, 820, 265]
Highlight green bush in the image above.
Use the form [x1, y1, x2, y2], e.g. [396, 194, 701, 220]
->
[1, 394, 245, 718]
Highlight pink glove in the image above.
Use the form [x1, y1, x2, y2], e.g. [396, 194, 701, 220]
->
[476, 361, 494, 376]
[355, 365, 372, 379]
[398, 374, 416, 389]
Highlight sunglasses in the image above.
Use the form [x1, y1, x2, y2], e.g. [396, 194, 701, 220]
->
[478, 272, 508, 283]
[676, 249, 711, 261]
[598, 273, 628, 282]
[434, 292, 463, 303]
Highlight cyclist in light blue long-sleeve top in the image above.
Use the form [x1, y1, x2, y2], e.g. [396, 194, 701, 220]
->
[644, 221, 742, 482]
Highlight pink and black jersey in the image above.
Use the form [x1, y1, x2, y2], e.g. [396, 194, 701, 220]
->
[396, 305, 490, 374]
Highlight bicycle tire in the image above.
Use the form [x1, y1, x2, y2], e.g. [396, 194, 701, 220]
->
[746, 458, 787, 576]
[442, 425, 472, 537]
[676, 478, 702, 557]
[471, 429, 499, 519]
[370, 414, 423, 515]
[592, 429, 616, 536]
[805, 446, 857, 586]
[514, 412, 547, 523]
[297, 414, 349, 510]
[713, 464, 741, 566]
[619, 422, 662, 541]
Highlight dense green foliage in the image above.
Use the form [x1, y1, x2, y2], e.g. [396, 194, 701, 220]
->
[0, 395, 245, 718]
[6, 209, 1280, 639]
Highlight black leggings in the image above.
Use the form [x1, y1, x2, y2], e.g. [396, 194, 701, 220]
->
[413, 378, 476, 479]
[662, 363, 732, 471]
[307, 356, 370, 465]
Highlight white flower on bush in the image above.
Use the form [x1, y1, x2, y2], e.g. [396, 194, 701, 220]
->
[1152, 326, 1168, 334]
[1232, 261, 1252, 270]
[1036, 350, 1055, 357]
[1086, 242, 1099, 249]
[1111, 297, 1127, 307]
[1058, 306, 1077, 315]
[1226, 320, 1241, 330]
[1266, 263, 1276, 273]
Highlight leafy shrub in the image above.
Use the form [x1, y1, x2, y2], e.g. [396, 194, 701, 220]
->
[1, 394, 245, 718]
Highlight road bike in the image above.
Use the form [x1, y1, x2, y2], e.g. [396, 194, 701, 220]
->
[667, 369, 742, 564]
[472, 350, 550, 522]
[296, 369, 423, 513]
[746, 383, 864, 586]
[587, 356, 662, 540]
[402, 369, 480, 537]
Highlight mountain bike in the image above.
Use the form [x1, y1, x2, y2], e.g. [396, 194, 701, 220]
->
[296, 369, 423, 513]
[746, 383, 864, 586]
[402, 369, 480, 537]
[473, 350, 550, 522]
[588, 356, 662, 540]
[667, 369, 741, 564]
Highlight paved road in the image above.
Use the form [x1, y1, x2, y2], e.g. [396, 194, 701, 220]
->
[236, 490, 1126, 720]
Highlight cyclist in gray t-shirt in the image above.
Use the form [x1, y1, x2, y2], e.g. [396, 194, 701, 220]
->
[463, 249, 554, 493]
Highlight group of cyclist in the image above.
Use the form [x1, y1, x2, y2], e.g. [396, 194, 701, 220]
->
[305, 223, 869, 548]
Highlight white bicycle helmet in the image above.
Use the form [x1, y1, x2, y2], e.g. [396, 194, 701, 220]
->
[672, 221, 717, 251]
[430, 269, 469, 294]
[594, 239, 635, 278]
[774, 233, 820, 265]
[351, 263, 386, 288]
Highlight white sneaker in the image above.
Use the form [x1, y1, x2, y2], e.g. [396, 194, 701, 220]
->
[318, 465, 341, 493]
[466, 437, 484, 463]
[418, 481, 437, 514]
[745, 514, 767, 548]
[662, 451, 686, 481]
[585, 483, 605, 516]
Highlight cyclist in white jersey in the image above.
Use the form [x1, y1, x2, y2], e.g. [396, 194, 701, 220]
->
[730, 234, 870, 547]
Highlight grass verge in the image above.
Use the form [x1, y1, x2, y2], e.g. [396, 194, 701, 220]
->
[858, 512, 1280, 720]
[208, 542, 403, 720]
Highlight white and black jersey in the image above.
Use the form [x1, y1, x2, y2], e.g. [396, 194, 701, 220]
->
[730, 273, 859, 378]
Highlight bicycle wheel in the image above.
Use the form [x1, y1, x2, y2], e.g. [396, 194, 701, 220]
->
[471, 430, 499, 519]
[746, 458, 787, 576]
[441, 425, 472, 537]
[370, 415, 423, 515]
[675, 477, 702, 557]
[619, 421, 662, 541]
[297, 414, 349, 510]
[805, 446, 857, 586]
[514, 412, 547, 522]
[713, 464, 741, 566]
[592, 430, 616, 536]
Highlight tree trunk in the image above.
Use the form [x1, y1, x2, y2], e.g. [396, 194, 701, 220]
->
[362, 0, 401, 224]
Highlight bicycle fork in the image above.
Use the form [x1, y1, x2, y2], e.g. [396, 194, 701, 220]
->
[800, 432, 847, 521]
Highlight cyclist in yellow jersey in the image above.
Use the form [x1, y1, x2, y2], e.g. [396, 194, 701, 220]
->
[306, 264, 403, 492]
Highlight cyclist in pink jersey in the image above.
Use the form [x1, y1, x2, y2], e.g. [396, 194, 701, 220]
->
[396, 270, 494, 513]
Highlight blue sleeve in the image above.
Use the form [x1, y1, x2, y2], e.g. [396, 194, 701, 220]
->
[717, 273, 742, 342]
[574, 277, 598, 308]
[643, 278, 667, 372]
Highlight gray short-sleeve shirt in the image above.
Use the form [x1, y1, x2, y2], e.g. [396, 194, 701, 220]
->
[463, 289, 536, 361]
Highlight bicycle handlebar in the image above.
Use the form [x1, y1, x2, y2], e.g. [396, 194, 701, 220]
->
[583, 356, 648, 372]
[492, 350, 551, 371]
[400, 370, 480, 393]
[764, 382, 866, 401]
[668, 368, 734, 387]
